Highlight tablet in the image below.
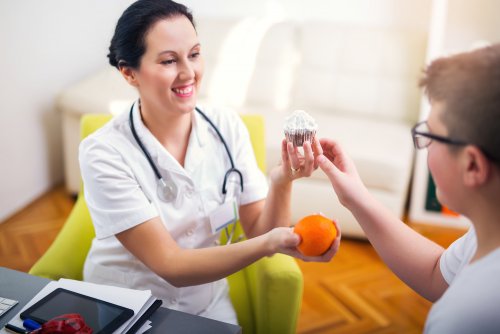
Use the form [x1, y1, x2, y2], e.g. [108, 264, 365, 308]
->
[20, 288, 134, 334]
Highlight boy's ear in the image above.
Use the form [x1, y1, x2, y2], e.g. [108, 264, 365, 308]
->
[462, 145, 490, 187]
[119, 65, 139, 87]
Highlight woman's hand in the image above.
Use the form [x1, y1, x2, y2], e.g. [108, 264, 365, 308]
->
[264, 227, 300, 255]
[316, 138, 370, 209]
[265, 224, 341, 263]
[270, 138, 323, 185]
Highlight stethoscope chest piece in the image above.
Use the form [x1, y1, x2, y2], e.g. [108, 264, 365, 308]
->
[157, 178, 178, 203]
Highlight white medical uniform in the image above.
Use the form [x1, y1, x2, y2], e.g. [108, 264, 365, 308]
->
[425, 226, 500, 333]
[79, 101, 268, 324]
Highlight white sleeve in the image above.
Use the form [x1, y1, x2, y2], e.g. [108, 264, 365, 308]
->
[439, 227, 477, 284]
[79, 135, 158, 239]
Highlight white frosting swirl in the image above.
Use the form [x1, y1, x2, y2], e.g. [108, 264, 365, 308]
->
[283, 110, 318, 132]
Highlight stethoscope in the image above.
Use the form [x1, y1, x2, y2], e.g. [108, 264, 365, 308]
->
[129, 102, 243, 241]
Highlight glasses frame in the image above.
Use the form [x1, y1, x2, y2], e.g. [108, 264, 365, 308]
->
[411, 121, 468, 149]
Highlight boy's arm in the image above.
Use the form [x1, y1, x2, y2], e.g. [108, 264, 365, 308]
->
[317, 138, 448, 301]
[348, 193, 448, 301]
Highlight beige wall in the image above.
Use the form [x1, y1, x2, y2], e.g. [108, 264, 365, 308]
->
[185, 0, 431, 29]
[445, 0, 500, 52]
[0, 0, 134, 221]
[409, 0, 500, 227]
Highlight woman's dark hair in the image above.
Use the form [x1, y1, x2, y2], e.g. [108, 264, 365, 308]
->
[108, 0, 195, 69]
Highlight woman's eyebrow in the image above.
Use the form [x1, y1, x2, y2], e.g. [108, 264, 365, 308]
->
[158, 50, 175, 57]
[157, 43, 201, 57]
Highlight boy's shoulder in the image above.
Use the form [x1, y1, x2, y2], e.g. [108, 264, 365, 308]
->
[426, 248, 500, 333]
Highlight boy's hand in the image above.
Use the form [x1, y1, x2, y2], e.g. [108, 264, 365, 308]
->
[316, 138, 370, 209]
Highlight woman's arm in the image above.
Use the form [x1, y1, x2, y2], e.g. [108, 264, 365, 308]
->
[240, 139, 321, 238]
[116, 217, 299, 287]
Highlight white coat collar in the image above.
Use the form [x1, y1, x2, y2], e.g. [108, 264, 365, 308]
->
[130, 101, 210, 178]
[130, 100, 184, 177]
[183, 107, 210, 174]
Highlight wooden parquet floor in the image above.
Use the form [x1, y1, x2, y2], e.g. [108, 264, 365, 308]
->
[0, 185, 466, 333]
[0, 186, 75, 272]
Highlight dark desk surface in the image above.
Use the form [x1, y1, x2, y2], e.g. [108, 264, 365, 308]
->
[0, 267, 241, 334]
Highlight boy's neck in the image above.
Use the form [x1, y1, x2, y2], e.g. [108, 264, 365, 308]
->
[466, 171, 500, 262]
[469, 201, 500, 262]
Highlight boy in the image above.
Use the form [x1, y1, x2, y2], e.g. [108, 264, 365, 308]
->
[316, 44, 500, 333]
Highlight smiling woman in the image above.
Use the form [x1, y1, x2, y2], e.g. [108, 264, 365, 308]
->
[118, 16, 204, 162]
[77, 0, 340, 328]
[120, 17, 203, 122]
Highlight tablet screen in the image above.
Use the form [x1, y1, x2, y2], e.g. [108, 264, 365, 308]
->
[20, 288, 134, 334]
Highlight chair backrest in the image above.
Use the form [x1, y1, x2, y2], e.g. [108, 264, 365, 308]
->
[29, 112, 267, 278]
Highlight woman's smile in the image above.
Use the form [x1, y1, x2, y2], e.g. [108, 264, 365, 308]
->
[172, 84, 194, 97]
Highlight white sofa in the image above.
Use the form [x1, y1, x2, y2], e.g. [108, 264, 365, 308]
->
[58, 18, 427, 238]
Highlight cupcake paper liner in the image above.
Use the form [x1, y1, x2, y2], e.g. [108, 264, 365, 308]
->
[284, 129, 316, 147]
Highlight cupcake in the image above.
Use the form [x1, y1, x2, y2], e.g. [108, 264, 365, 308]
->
[283, 110, 318, 147]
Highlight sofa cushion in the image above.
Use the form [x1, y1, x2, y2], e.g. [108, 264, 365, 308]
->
[290, 179, 408, 238]
[292, 22, 426, 123]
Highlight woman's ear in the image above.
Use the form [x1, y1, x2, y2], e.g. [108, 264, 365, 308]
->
[462, 145, 490, 187]
[119, 65, 139, 87]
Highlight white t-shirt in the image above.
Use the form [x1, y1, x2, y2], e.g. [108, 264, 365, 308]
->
[425, 227, 500, 333]
[79, 102, 268, 323]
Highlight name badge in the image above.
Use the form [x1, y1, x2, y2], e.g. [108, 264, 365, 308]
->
[209, 198, 239, 234]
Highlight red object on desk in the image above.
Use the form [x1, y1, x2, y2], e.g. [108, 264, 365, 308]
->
[31, 314, 92, 334]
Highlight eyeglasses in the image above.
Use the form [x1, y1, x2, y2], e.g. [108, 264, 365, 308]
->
[411, 121, 468, 149]
[411, 121, 498, 163]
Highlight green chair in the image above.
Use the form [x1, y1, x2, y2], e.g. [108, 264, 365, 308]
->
[30, 113, 303, 334]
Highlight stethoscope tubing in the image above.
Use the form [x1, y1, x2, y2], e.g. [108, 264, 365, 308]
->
[129, 104, 163, 181]
[128, 102, 243, 196]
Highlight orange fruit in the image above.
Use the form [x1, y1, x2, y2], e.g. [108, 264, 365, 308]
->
[294, 214, 337, 256]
